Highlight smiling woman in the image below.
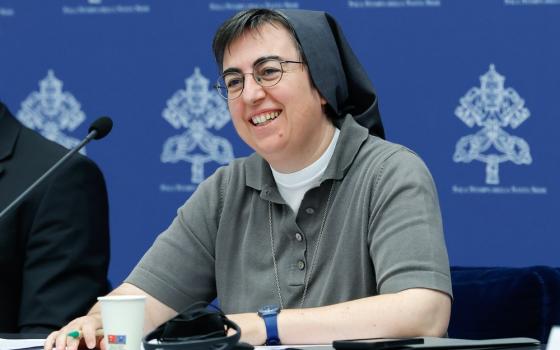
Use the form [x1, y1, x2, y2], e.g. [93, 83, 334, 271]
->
[220, 23, 332, 173]
[47, 8, 452, 349]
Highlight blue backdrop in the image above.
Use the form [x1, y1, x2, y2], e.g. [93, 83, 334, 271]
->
[1, 0, 558, 285]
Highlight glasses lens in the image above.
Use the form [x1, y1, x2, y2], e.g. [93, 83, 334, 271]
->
[219, 73, 244, 99]
[215, 80, 229, 99]
[254, 60, 283, 87]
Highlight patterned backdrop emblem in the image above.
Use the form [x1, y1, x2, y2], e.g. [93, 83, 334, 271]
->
[161, 67, 234, 184]
[453, 64, 532, 185]
[17, 70, 87, 154]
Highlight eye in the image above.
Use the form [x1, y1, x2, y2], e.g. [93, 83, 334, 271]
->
[256, 63, 282, 81]
[224, 75, 243, 90]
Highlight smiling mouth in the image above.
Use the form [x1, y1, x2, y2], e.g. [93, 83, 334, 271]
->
[251, 111, 280, 126]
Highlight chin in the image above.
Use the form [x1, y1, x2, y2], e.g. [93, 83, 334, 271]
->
[254, 142, 288, 159]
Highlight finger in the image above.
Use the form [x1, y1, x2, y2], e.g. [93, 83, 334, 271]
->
[55, 328, 71, 350]
[65, 336, 81, 350]
[44, 331, 59, 350]
[81, 323, 99, 349]
[99, 336, 107, 350]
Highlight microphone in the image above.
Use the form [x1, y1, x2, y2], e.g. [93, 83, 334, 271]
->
[0, 116, 113, 220]
[88, 116, 113, 140]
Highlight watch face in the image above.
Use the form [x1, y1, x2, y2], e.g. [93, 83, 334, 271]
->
[259, 304, 280, 315]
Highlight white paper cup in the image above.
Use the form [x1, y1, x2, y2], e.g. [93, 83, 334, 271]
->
[98, 295, 146, 350]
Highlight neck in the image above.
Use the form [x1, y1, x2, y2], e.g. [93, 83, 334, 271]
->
[268, 122, 336, 173]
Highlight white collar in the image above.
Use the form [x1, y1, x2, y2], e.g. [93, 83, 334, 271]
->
[271, 128, 340, 189]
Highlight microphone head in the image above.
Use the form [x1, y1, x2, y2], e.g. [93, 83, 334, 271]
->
[88, 116, 113, 140]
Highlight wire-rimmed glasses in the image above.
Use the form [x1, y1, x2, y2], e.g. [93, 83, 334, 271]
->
[215, 58, 303, 100]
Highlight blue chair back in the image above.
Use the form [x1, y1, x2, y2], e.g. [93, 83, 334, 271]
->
[449, 266, 560, 342]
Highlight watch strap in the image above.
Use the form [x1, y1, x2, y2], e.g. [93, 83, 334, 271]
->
[260, 311, 280, 345]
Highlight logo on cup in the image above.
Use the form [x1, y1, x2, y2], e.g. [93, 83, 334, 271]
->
[108, 335, 127, 344]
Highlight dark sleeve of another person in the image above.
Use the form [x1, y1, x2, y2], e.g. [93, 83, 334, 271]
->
[18, 155, 110, 333]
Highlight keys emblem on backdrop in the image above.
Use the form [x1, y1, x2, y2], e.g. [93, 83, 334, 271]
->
[453, 64, 532, 185]
[17, 70, 87, 154]
[161, 67, 234, 185]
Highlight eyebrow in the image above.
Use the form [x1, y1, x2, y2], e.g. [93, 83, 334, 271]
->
[222, 55, 283, 75]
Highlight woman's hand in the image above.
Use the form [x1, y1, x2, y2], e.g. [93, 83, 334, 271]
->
[44, 314, 104, 350]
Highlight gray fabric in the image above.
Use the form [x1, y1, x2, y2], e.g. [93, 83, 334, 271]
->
[126, 116, 452, 313]
[279, 9, 384, 138]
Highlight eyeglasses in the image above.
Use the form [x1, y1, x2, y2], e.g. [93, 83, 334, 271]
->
[215, 59, 303, 100]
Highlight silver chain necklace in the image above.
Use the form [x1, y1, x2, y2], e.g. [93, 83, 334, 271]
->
[267, 181, 335, 309]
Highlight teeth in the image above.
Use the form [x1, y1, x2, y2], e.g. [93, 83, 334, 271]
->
[252, 111, 279, 125]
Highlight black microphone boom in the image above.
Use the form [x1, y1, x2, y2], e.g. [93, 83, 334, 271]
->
[0, 116, 113, 220]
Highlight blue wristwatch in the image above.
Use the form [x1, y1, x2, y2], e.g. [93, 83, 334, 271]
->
[258, 304, 281, 345]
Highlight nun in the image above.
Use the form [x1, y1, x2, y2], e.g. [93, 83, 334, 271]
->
[47, 8, 452, 349]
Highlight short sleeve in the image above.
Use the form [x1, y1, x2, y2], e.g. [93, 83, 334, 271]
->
[368, 149, 452, 297]
[125, 166, 229, 312]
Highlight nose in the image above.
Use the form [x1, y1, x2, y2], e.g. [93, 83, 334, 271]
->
[241, 74, 266, 104]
